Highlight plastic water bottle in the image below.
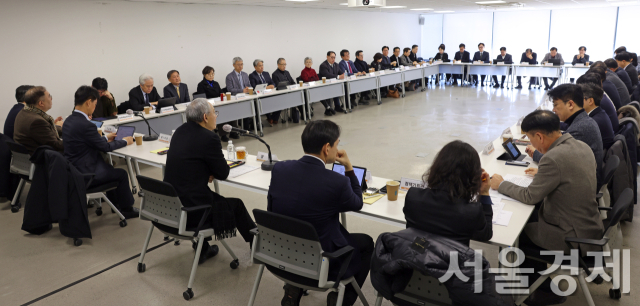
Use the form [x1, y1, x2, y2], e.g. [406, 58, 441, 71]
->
[227, 140, 235, 161]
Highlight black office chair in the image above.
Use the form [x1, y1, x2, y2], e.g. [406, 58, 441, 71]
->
[597, 155, 619, 210]
[515, 188, 633, 306]
[5, 142, 35, 213]
[247, 209, 369, 306]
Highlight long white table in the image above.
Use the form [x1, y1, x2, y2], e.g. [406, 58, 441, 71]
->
[304, 80, 348, 114]
[514, 64, 563, 79]
[345, 74, 381, 106]
[102, 106, 187, 136]
[256, 87, 307, 134]
[563, 65, 590, 84]
[468, 63, 515, 88]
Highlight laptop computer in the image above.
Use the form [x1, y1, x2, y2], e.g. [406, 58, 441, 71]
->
[193, 93, 206, 100]
[254, 84, 268, 94]
[276, 81, 289, 90]
[155, 97, 178, 113]
[548, 58, 562, 66]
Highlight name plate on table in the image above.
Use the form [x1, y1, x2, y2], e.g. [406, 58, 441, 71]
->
[400, 177, 426, 192]
[394, 68, 400, 72]
[473, 61, 483, 64]
[256, 151, 279, 162]
[520, 62, 529, 65]
[288, 84, 301, 90]
[544, 63, 553, 66]
[502, 127, 512, 135]
[103, 125, 117, 133]
[349, 75, 357, 80]
[264, 89, 273, 93]
[422, 63, 428, 67]
[436, 60, 443, 63]
[303, 83, 311, 87]
[369, 72, 376, 77]
[161, 106, 174, 114]
[117, 114, 134, 122]
[379, 70, 386, 75]
[365, 170, 372, 184]
[210, 97, 221, 103]
[497, 62, 505, 65]
[236, 93, 247, 99]
[328, 78, 338, 83]
[158, 133, 172, 144]
[574, 63, 585, 67]
[482, 142, 495, 155]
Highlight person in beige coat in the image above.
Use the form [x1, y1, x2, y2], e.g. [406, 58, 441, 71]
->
[491, 110, 603, 306]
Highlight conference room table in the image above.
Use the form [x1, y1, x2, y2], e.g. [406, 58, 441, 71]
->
[345, 73, 381, 106]
[304, 79, 348, 113]
[255, 86, 307, 135]
[513, 64, 563, 83]
[563, 64, 590, 84]
[467, 63, 515, 88]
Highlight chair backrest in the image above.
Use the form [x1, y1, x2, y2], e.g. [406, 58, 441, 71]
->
[628, 101, 640, 113]
[6, 141, 33, 178]
[600, 155, 619, 191]
[605, 188, 633, 235]
[136, 175, 182, 229]
[252, 209, 324, 280]
[393, 271, 453, 306]
[117, 101, 131, 114]
[193, 93, 206, 100]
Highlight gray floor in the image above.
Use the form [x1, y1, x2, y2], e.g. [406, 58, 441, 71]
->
[1, 84, 636, 306]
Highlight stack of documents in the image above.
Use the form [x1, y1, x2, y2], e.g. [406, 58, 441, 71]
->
[488, 174, 534, 226]
[229, 165, 259, 178]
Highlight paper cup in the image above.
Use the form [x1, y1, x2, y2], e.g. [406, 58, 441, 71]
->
[502, 133, 513, 143]
[248, 87, 254, 95]
[97, 128, 103, 136]
[135, 135, 143, 145]
[143, 106, 150, 114]
[386, 181, 400, 201]
[322, 77, 326, 84]
[226, 92, 231, 100]
[299, 81, 303, 87]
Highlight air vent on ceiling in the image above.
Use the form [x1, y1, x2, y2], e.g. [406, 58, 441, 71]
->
[348, 0, 386, 8]
[478, 2, 524, 10]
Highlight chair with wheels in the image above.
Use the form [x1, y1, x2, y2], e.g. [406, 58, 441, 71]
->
[135, 175, 239, 301]
[6, 142, 35, 213]
[247, 209, 369, 306]
[374, 272, 452, 306]
[515, 188, 634, 306]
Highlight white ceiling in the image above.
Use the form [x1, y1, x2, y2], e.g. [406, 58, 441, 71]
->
[92, 0, 640, 14]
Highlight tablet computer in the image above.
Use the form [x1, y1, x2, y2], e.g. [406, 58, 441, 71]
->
[156, 97, 177, 113]
[548, 58, 562, 66]
[332, 164, 367, 187]
[115, 126, 135, 141]
[276, 81, 289, 90]
[501, 139, 526, 161]
[255, 84, 268, 94]
[90, 120, 104, 128]
[193, 93, 206, 100]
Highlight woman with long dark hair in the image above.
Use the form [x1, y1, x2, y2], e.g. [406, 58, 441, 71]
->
[403, 140, 493, 245]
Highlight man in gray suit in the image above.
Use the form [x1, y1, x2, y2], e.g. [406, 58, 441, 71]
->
[526, 84, 603, 188]
[541, 47, 564, 90]
[163, 70, 190, 104]
[225, 57, 251, 95]
[491, 110, 603, 306]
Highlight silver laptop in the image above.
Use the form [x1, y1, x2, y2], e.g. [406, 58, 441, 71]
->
[255, 84, 268, 94]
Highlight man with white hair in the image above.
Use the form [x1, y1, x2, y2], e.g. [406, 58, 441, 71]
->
[225, 57, 251, 95]
[128, 73, 162, 111]
[164, 99, 257, 264]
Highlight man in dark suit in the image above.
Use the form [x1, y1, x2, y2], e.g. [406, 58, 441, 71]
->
[579, 83, 614, 150]
[605, 58, 633, 93]
[319, 51, 346, 112]
[163, 70, 190, 104]
[615, 52, 639, 89]
[492, 47, 513, 88]
[615, 46, 638, 68]
[249, 59, 278, 125]
[339, 49, 366, 107]
[63, 86, 138, 219]
[516, 49, 538, 89]
[4, 85, 32, 140]
[128, 74, 162, 111]
[453, 43, 471, 85]
[14, 86, 64, 154]
[268, 120, 373, 306]
[471, 43, 491, 86]
[164, 99, 256, 264]
[273, 58, 305, 122]
[354, 50, 373, 103]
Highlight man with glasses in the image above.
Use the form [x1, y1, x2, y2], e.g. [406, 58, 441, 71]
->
[250, 59, 279, 126]
[225, 57, 251, 95]
[164, 98, 257, 264]
[272, 58, 304, 123]
[14, 86, 64, 154]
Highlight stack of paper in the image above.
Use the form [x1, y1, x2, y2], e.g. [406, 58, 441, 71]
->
[489, 196, 513, 227]
[228, 165, 259, 178]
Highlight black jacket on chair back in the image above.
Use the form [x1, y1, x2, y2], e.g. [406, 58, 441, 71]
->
[0, 134, 20, 200]
[370, 228, 512, 306]
[22, 146, 91, 239]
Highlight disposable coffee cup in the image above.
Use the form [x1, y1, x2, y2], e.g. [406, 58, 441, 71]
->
[248, 87, 254, 95]
[322, 77, 326, 84]
[97, 128, 103, 136]
[135, 135, 143, 145]
[299, 81, 303, 87]
[502, 133, 513, 143]
[386, 181, 400, 201]
[144, 106, 150, 114]
[226, 92, 231, 100]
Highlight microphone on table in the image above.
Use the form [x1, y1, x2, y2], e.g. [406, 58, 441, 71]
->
[126, 109, 158, 141]
[223, 124, 277, 171]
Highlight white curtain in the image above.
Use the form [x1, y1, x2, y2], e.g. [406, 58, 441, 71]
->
[420, 14, 443, 59]
[493, 10, 551, 63]
[442, 12, 494, 59]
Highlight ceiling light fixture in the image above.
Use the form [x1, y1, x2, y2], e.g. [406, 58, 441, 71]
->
[381, 6, 407, 8]
[434, 10, 454, 13]
[284, 0, 320, 2]
[476, 1, 506, 3]
[410, 8, 434, 11]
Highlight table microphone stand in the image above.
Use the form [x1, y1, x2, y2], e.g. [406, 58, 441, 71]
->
[135, 114, 158, 141]
[240, 133, 277, 171]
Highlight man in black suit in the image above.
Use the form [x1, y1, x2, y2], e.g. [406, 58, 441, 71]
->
[471, 43, 491, 86]
[615, 52, 639, 89]
[268, 120, 373, 306]
[579, 83, 614, 150]
[63, 86, 138, 219]
[164, 99, 256, 264]
[453, 43, 471, 85]
[128, 74, 162, 111]
[615, 46, 638, 69]
[163, 70, 190, 104]
[492, 47, 513, 88]
[319, 51, 346, 112]
[354, 50, 372, 102]
[605, 58, 633, 93]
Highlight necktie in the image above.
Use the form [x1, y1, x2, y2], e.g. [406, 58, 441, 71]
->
[144, 93, 149, 105]
[176, 86, 180, 98]
[348, 62, 352, 74]
[238, 73, 244, 88]
[259, 73, 265, 83]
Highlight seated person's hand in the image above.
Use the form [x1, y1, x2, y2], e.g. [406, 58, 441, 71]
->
[490, 174, 504, 190]
[266, 85, 275, 89]
[525, 145, 536, 157]
[150, 102, 158, 105]
[525, 168, 538, 176]
[123, 136, 134, 145]
[391, 61, 397, 66]
[107, 133, 117, 142]
[243, 87, 251, 94]
[480, 169, 491, 196]
[338, 74, 345, 80]
[55, 116, 64, 127]
[335, 149, 352, 171]
[208, 175, 214, 183]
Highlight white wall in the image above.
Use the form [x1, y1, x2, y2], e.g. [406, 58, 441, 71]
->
[615, 6, 640, 56]
[493, 10, 550, 61]
[420, 14, 443, 59]
[0, 0, 421, 127]
[442, 13, 493, 58]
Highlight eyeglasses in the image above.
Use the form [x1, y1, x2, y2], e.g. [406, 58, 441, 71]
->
[214, 111, 219, 117]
